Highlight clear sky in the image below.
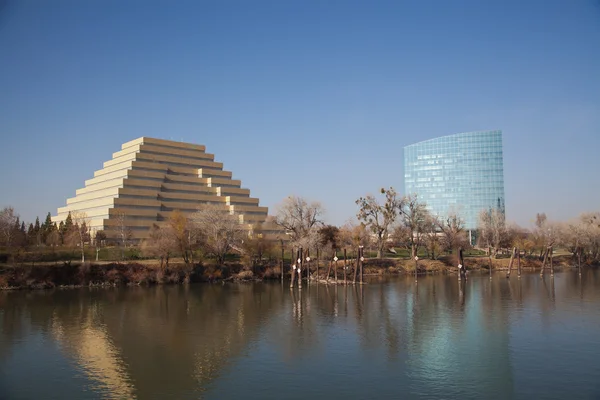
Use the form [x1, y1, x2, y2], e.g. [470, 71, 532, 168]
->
[1, 0, 599, 228]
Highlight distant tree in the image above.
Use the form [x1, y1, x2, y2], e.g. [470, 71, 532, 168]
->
[339, 221, 371, 253]
[355, 187, 402, 258]
[438, 212, 468, 256]
[0, 207, 18, 248]
[397, 194, 430, 259]
[46, 229, 61, 248]
[65, 211, 90, 262]
[478, 208, 507, 257]
[61, 212, 73, 244]
[423, 214, 441, 260]
[168, 209, 197, 266]
[112, 211, 133, 250]
[242, 222, 277, 267]
[318, 225, 340, 250]
[33, 216, 41, 246]
[141, 224, 177, 270]
[27, 223, 35, 245]
[275, 195, 324, 250]
[58, 221, 65, 244]
[192, 205, 245, 265]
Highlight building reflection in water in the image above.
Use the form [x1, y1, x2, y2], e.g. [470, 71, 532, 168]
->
[0, 270, 599, 399]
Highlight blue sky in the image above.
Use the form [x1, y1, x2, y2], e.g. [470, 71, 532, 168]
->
[1, 0, 599, 228]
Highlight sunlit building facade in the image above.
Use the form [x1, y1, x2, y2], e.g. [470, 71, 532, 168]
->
[52, 137, 282, 242]
[404, 130, 505, 236]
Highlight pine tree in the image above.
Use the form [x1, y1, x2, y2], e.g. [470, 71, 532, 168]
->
[42, 212, 53, 242]
[58, 221, 65, 244]
[27, 223, 35, 245]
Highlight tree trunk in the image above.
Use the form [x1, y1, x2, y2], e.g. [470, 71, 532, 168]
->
[343, 248, 347, 284]
[578, 247, 582, 276]
[353, 247, 359, 284]
[517, 249, 521, 277]
[549, 245, 554, 276]
[316, 248, 319, 280]
[334, 254, 338, 283]
[506, 247, 516, 278]
[359, 247, 364, 284]
[458, 247, 465, 280]
[326, 260, 332, 282]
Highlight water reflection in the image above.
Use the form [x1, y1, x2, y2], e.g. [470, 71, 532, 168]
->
[1, 270, 599, 399]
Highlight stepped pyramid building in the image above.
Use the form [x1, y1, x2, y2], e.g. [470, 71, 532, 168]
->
[52, 137, 282, 242]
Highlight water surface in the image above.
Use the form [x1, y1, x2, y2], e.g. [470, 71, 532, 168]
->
[1, 271, 599, 399]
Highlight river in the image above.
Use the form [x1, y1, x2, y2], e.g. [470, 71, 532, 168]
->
[1, 270, 599, 399]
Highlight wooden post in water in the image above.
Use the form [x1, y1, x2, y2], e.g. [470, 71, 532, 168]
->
[305, 249, 310, 283]
[414, 255, 418, 283]
[549, 245, 554, 277]
[316, 247, 319, 281]
[517, 249, 521, 278]
[299, 247, 303, 289]
[577, 248, 583, 277]
[359, 246, 364, 284]
[290, 248, 297, 288]
[280, 239, 285, 283]
[343, 248, 348, 284]
[540, 246, 549, 277]
[334, 251, 338, 283]
[458, 247, 465, 280]
[353, 247, 359, 284]
[506, 247, 516, 278]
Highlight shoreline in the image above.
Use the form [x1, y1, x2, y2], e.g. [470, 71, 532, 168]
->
[0, 254, 595, 291]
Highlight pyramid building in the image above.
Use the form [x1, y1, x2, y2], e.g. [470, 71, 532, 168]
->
[52, 137, 282, 242]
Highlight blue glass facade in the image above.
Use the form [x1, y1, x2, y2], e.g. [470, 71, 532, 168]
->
[404, 131, 505, 231]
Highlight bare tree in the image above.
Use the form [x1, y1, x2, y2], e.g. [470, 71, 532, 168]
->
[192, 205, 245, 265]
[478, 208, 507, 257]
[579, 212, 600, 262]
[168, 209, 198, 266]
[423, 214, 441, 260]
[397, 194, 429, 259]
[355, 187, 401, 258]
[275, 195, 324, 249]
[114, 211, 133, 249]
[65, 211, 90, 262]
[141, 224, 177, 269]
[438, 211, 468, 257]
[0, 206, 18, 248]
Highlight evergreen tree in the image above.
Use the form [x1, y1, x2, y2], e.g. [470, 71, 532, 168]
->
[42, 212, 53, 242]
[33, 217, 41, 246]
[58, 221, 65, 244]
[27, 223, 35, 245]
[64, 212, 73, 230]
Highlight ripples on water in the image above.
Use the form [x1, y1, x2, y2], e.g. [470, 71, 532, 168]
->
[0, 270, 599, 399]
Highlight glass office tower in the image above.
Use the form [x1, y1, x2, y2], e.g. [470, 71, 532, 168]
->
[404, 131, 505, 235]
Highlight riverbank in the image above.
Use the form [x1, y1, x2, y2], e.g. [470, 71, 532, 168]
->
[0, 255, 594, 290]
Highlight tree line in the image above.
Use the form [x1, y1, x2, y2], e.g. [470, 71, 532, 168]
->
[1, 191, 599, 268]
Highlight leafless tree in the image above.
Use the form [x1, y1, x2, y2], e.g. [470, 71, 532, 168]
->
[275, 195, 324, 250]
[355, 187, 402, 258]
[579, 212, 600, 262]
[192, 205, 245, 265]
[438, 212, 468, 256]
[0, 206, 18, 248]
[478, 208, 507, 257]
[141, 224, 177, 269]
[114, 211, 133, 248]
[397, 194, 429, 259]
[65, 211, 90, 262]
